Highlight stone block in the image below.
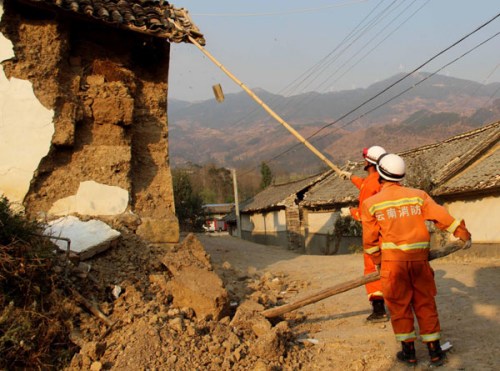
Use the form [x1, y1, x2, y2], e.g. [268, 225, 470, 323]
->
[165, 267, 229, 320]
[159, 234, 229, 320]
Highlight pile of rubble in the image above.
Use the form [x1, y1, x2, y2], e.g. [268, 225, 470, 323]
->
[67, 233, 314, 369]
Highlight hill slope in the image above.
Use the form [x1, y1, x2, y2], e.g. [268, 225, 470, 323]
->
[168, 73, 500, 173]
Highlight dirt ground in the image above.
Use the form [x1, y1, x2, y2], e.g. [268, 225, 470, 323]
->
[65, 232, 499, 370]
[199, 233, 500, 371]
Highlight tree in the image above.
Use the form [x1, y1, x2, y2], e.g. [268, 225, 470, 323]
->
[188, 164, 234, 204]
[172, 170, 204, 232]
[260, 162, 273, 190]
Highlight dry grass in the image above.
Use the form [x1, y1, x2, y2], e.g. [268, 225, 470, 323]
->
[0, 196, 77, 369]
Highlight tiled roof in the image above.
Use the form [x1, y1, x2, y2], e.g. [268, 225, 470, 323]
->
[432, 136, 499, 197]
[300, 163, 364, 207]
[399, 121, 499, 189]
[241, 173, 329, 213]
[24, 0, 205, 44]
[203, 203, 234, 215]
[302, 121, 500, 207]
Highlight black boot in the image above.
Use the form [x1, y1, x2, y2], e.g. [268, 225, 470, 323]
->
[427, 340, 446, 367]
[366, 299, 388, 323]
[396, 341, 417, 366]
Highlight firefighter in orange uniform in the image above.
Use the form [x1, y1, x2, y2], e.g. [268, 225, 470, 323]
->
[339, 145, 388, 322]
[360, 153, 471, 367]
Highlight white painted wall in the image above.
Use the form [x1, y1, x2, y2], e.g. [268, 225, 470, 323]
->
[0, 3, 54, 207]
[445, 196, 500, 243]
[241, 210, 287, 232]
[241, 214, 252, 231]
[45, 215, 120, 253]
[307, 211, 339, 234]
[49, 180, 129, 216]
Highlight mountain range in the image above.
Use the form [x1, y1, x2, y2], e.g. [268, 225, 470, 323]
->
[167, 72, 500, 174]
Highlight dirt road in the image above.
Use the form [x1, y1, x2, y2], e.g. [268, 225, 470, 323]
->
[199, 234, 500, 370]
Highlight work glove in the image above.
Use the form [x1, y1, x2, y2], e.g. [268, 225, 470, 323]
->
[340, 207, 351, 217]
[453, 220, 471, 241]
[339, 171, 352, 180]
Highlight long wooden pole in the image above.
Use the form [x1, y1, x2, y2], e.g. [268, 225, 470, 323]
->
[186, 35, 342, 174]
[261, 240, 466, 318]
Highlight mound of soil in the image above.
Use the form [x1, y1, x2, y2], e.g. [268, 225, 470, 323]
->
[66, 232, 313, 370]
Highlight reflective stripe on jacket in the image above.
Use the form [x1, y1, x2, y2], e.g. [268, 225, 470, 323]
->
[361, 182, 462, 262]
[349, 172, 381, 221]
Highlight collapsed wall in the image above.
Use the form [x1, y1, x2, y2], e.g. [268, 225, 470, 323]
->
[0, 0, 178, 242]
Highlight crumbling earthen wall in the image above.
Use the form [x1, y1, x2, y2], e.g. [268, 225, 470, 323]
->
[0, 2, 178, 242]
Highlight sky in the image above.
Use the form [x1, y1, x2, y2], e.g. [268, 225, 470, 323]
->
[168, 0, 500, 102]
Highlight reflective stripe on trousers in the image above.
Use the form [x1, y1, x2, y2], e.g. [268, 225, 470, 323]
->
[379, 260, 441, 342]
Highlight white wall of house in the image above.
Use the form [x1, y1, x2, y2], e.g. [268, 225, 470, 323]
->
[307, 211, 339, 234]
[445, 195, 500, 243]
[0, 3, 54, 207]
[241, 210, 287, 233]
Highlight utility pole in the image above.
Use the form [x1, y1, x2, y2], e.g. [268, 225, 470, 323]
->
[231, 168, 241, 238]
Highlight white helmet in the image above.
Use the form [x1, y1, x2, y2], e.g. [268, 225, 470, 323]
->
[363, 145, 386, 165]
[377, 153, 405, 181]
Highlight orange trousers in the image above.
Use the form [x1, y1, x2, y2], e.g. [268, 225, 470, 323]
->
[379, 260, 441, 342]
[364, 253, 383, 300]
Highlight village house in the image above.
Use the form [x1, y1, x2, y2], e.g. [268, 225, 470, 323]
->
[203, 203, 234, 220]
[202, 203, 233, 232]
[299, 165, 363, 255]
[0, 0, 203, 244]
[233, 173, 328, 250]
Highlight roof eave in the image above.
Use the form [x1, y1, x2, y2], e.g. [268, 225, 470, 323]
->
[431, 185, 500, 199]
[16, 0, 206, 45]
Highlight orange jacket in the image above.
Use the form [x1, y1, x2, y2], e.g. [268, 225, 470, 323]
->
[361, 182, 471, 264]
[350, 171, 381, 221]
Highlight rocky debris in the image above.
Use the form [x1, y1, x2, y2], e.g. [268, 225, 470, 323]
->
[230, 300, 294, 361]
[160, 233, 229, 320]
[63, 231, 314, 369]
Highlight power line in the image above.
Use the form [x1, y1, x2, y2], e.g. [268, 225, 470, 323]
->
[269, 30, 500, 166]
[211, 0, 404, 135]
[238, 13, 500, 177]
[324, 0, 430, 92]
[277, 12, 500, 152]
[281, 0, 425, 117]
[191, 0, 369, 17]
[279, 0, 400, 97]
[469, 62, 500, 97]
[212, 0, 391, 129]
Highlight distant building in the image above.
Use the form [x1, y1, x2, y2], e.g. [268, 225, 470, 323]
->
[202, 203, 233, 232]
[202, 203, 234, 219]
[233, 174, 328, 249]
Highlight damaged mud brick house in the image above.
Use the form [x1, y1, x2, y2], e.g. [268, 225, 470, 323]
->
[0, 0, 204, 242]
